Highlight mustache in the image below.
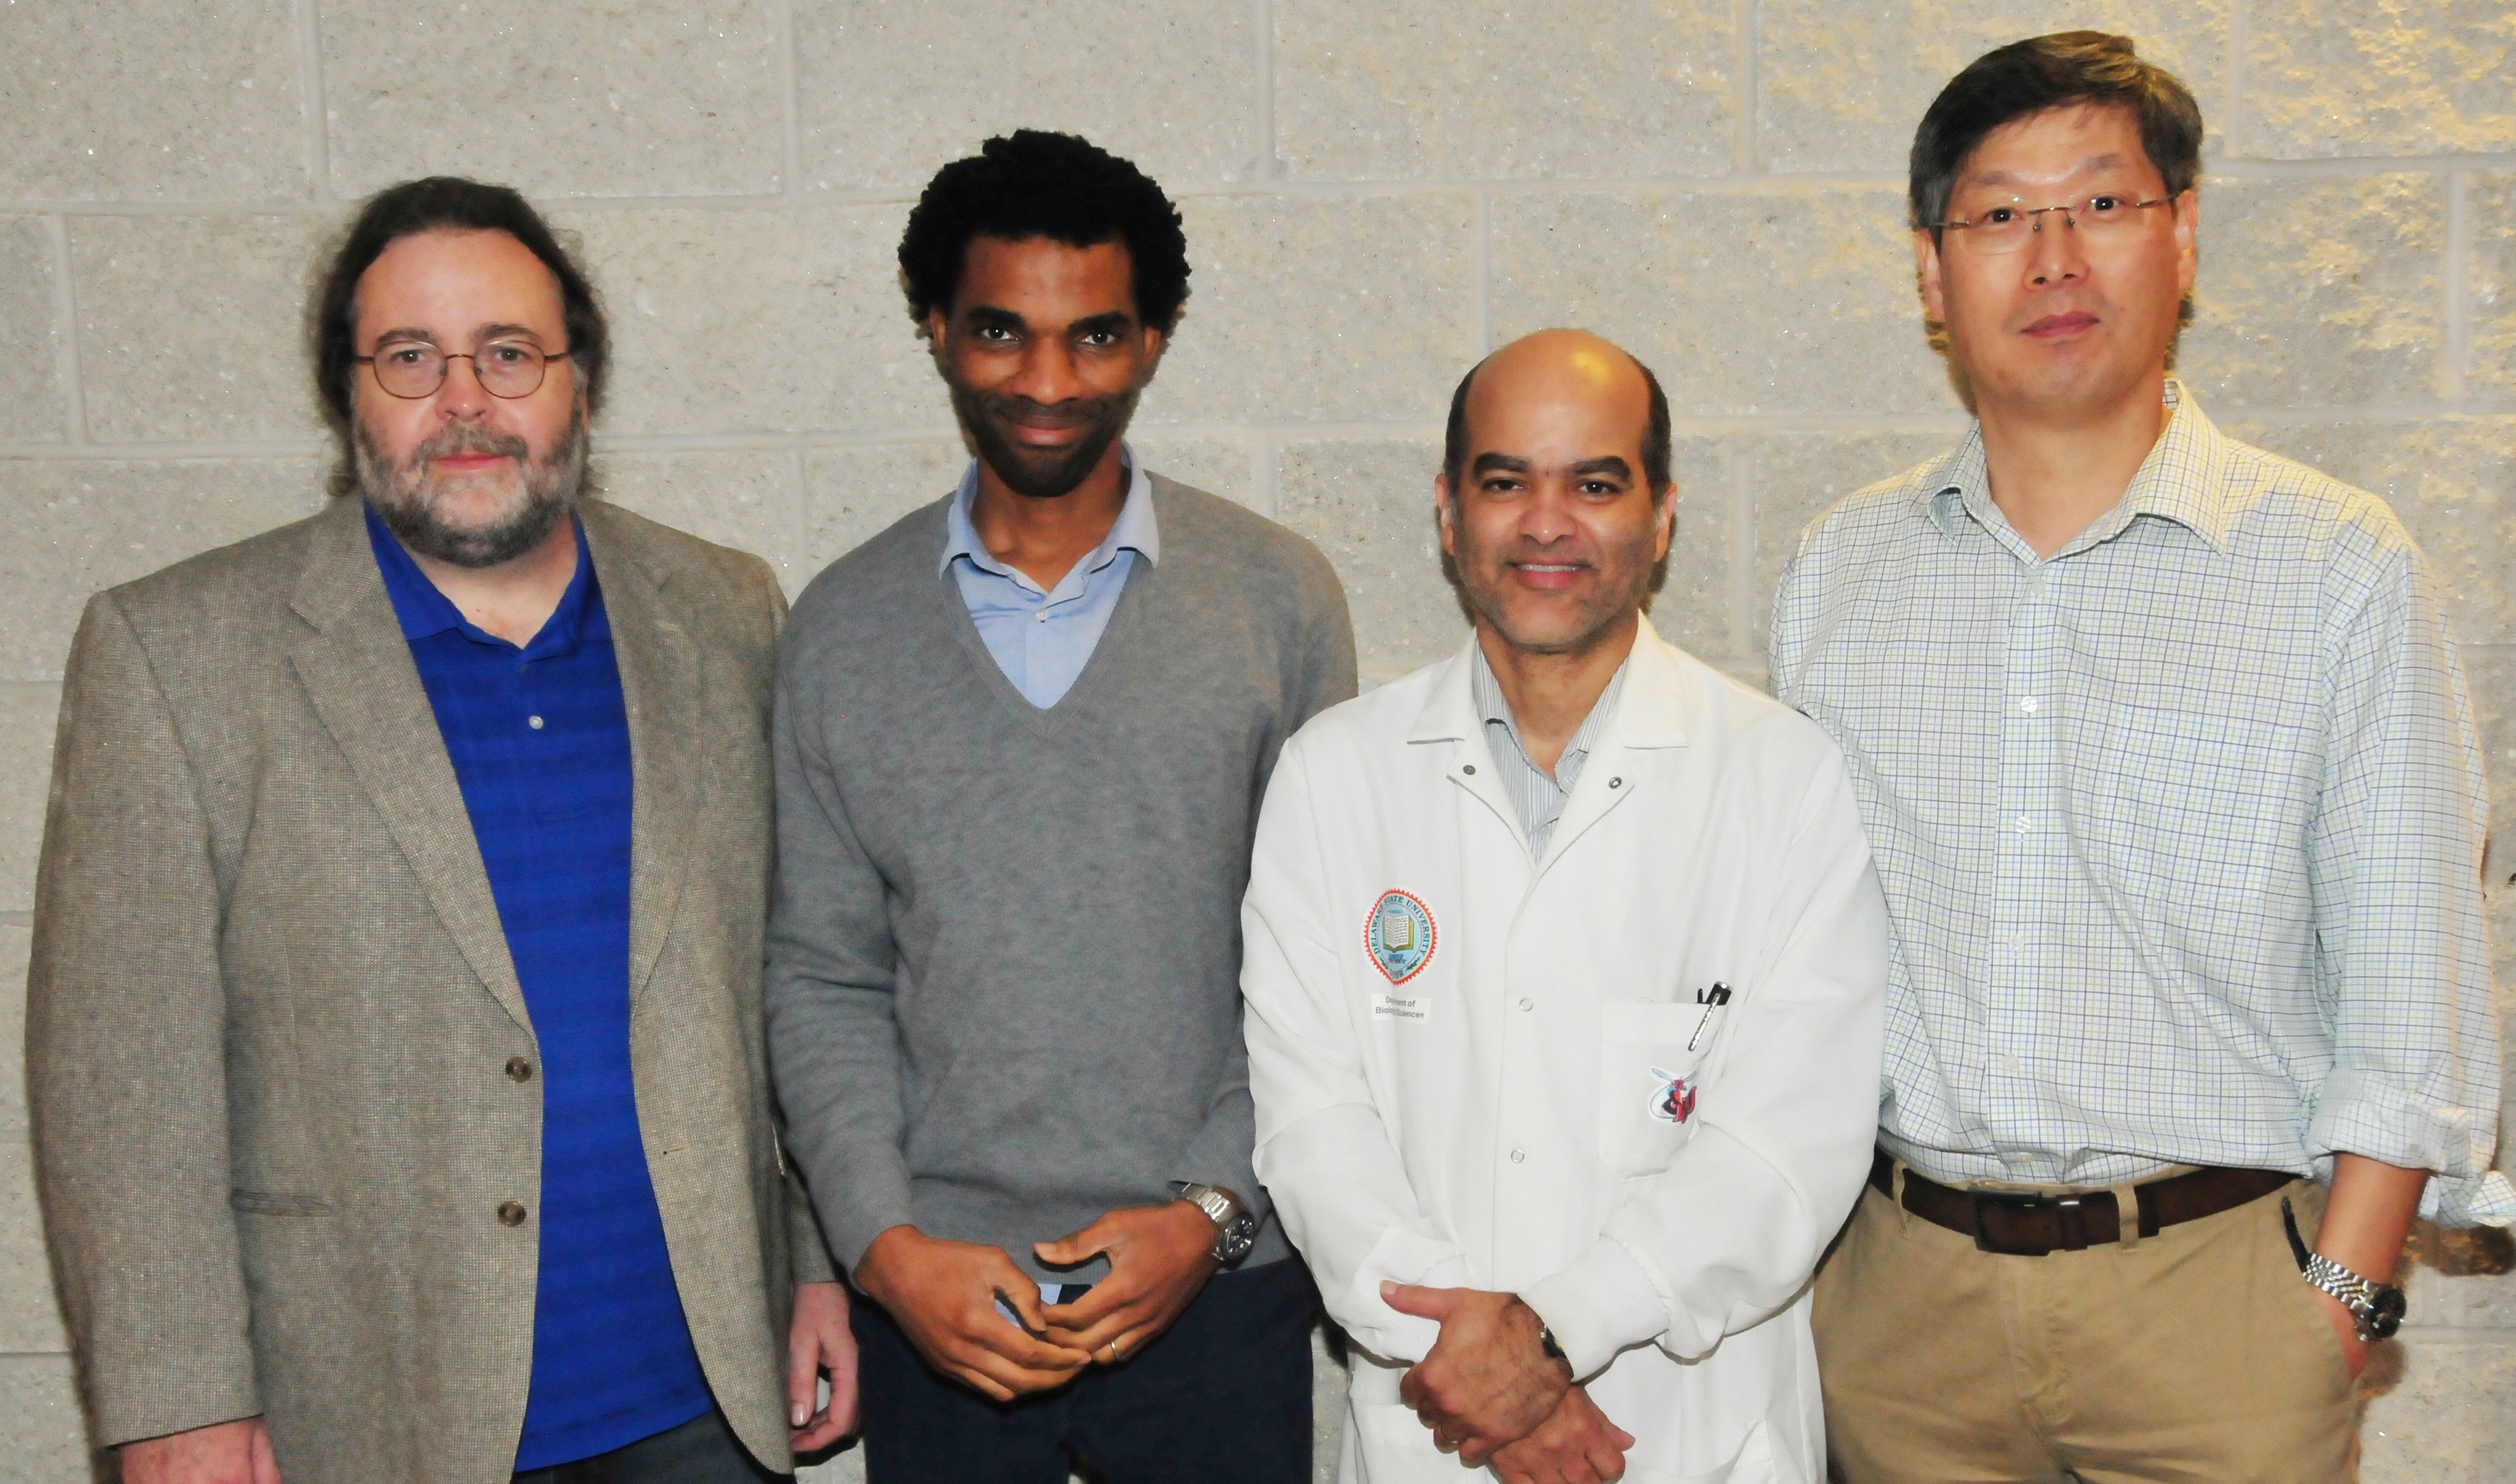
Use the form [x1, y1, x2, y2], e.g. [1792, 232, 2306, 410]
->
[964, 389, 1129, 428]
[413, 424, 532, 463]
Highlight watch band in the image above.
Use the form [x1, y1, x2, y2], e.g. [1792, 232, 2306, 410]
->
[1171, 1181, 1259, 1265]
[2281, 1196, 2406, 1342]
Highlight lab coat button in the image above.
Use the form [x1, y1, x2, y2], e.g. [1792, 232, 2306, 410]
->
[1518, 997, 1533, 1012]
[1509, 1149, 1526, 1164]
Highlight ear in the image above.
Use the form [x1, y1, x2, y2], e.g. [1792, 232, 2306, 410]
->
[2171, 189, 2198, 298]
[1435, 473, 1458, 560]
[1913, 228, 1948, 326]
[924, 304, 951, 353]
[1651, 483, 1675, 563]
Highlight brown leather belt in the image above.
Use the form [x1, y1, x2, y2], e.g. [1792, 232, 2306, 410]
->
[1870, 1149, 2294, 1256]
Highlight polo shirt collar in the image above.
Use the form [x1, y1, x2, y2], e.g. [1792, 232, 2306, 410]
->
[938, 442, 1160, 581]
[1917, 379, 2235, 553]
[362, 502, 601, 656]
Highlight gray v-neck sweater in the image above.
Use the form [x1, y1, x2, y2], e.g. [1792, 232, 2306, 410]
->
[768, 476, 1356, 1279]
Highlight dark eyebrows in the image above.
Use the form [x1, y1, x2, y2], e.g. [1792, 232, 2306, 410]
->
[1569, 456, 1633, 481]
[367, 323, 549, 349]
[1067, 310, 1136, 338]
[1470, 453, 1533, 476]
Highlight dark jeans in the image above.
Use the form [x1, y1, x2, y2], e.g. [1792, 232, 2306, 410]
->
[855, 1257, 1318, 1483]
[511, 1408, 782, 1484]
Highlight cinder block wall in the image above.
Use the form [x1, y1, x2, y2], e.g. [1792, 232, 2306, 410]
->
[4, 4, 2513, 1480]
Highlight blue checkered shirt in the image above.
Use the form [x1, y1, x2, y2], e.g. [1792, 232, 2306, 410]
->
[1769, 381, 2512, 1225]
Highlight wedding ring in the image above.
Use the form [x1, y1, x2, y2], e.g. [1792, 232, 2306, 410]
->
[1104, 1339, 1122, 1362]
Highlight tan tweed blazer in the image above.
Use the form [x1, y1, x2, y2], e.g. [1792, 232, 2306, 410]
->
[27, 494, 834, 1483]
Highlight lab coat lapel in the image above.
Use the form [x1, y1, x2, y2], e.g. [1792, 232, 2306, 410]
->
[1534, 626, 1692, 876]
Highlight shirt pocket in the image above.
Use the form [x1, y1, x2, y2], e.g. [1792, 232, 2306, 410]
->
[1598, 1001, 1717, 1181]
[2084, 703, 2302, 907]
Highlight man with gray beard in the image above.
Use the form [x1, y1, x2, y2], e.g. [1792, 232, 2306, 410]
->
[28, 177, 851, 1484]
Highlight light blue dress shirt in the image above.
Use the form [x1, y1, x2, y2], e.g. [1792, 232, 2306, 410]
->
[942, 444, 1159, 708]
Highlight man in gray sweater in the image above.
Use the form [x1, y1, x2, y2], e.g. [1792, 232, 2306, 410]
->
[766, 130, 1357, 1483]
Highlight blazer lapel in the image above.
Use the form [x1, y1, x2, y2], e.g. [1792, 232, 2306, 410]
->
[582, 504, 703, 1012]
[286, 499, 534, 1035]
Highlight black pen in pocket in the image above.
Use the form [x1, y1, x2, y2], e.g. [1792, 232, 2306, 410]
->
[1687, 983, 1732, 1051]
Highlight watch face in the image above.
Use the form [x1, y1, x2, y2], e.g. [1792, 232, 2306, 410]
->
[2366, 1287, 2408, 1340]
[1218, 1211, 1260, 1262]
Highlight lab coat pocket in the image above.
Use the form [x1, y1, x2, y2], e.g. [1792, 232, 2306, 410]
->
[1598, 1000, 1714, 1180]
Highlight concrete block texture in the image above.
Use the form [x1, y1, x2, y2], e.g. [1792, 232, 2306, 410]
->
[1146, 194, 1480, 425]
[2472, 172, 2516, 401]
[555, 205, 953, 441]
[0, 218, 67, 444]
[0, 1141, 68, 1355]
[0, 0, 306, 203]
[0, 1354, 92, 1484]
[2177, 174, 2446, 410]
[1272, 0, 1737, 182]
[0, 927, 24, 1136]
[70, 214, 334, 445]
[1276, 439, 1463, 685]
[0, 459, 326, 684]
[2241, 0, 2516, 160]
[1756, 1, 2228, 174]
[0, 684, 62, 916]
[595, 450, 799, 589]
[2362, 1337, 2516, 1483]
[320, 0, 786, 200]
[5, 0, 2516, 1474]
[794, 0, 1263, 192]
[1490, 187, 1960, 418]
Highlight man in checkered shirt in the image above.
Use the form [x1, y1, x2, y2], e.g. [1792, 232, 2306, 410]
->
[1769, 31, 2513, 1483]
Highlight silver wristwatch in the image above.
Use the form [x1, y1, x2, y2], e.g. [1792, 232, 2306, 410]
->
[2282, 1197, 2406, 1343]
[1173, 1181, 1260, 1266]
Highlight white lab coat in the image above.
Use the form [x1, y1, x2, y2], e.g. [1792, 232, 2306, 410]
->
[1241, 627, 1888, 1484]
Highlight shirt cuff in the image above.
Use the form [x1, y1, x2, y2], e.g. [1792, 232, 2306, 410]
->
[1518, 1235, 1667, 1380]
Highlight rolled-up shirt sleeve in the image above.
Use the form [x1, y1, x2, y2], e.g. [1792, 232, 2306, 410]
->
[2305, 543, 2513, 1224]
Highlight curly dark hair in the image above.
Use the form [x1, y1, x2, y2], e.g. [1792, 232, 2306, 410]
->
[311, 176, 608, 434]
[898, 130, 1190, 333]
[1911, 31, 2202, 238]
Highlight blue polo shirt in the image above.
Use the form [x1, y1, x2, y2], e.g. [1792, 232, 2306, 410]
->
[365, 509, 712, 1469]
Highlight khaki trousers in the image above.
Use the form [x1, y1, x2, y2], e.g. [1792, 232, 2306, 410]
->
[1813, 1176, 2360, 1483]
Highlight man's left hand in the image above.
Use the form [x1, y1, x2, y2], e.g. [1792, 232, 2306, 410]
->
[788, 1281, 858, 1453]
[1035, 1201, 1219, 1364]
[1385, 1282, 1571, 1465]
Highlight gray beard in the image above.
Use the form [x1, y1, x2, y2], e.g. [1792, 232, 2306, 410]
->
[355, 412, 586, 569]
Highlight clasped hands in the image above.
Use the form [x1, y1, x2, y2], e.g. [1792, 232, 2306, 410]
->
[853, 1200, 1219, 1401]
[1382, 1282, 1635, 1484]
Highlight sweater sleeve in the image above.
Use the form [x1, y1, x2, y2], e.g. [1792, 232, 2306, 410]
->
[28, 595, 263, 1446]
[763, 619, 918, 1272]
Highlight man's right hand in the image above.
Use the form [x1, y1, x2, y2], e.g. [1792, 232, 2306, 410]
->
[119, 1417, 280, 1484]
[1488, 1387, 1633, 1484]
[852, 1226, 1093, 1401]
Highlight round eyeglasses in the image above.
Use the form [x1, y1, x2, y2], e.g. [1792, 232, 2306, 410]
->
[1931, 194, 2173, 255]
[352, 340, 575, 399]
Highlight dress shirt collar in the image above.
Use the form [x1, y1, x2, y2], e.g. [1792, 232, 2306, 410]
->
[1920, 378, 2238, 554]
[938, 442, 1160, 583]
[1469, 642, 1627, 778]
[362, 502, 601, 657]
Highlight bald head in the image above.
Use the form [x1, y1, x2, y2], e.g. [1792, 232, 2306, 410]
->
[1443, 329, 1671, 497]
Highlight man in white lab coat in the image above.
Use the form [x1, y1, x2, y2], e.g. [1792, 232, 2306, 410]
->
[1241, 330, 1889, 1484]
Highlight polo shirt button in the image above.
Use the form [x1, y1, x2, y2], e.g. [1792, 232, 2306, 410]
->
[505, 1057, 533, 1082]
[497, 1201, 528, 1227]
[527, 715, 544, 731]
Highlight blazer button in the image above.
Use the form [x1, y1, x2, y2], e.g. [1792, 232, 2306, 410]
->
[506, 1057, 533, 1082]
[497, 1201, 529, 1227]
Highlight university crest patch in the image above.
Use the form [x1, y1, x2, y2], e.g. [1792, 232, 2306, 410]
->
[1365, 889, 1437, 985]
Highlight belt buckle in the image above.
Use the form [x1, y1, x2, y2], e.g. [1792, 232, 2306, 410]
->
[1971, 1192, 2057, 1256]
